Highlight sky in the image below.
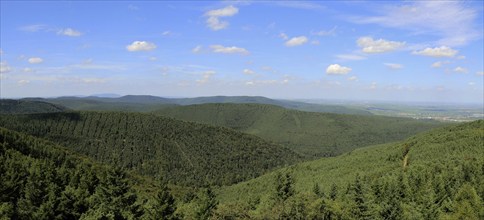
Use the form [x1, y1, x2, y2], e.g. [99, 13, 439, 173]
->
[0, 1, 483, 103]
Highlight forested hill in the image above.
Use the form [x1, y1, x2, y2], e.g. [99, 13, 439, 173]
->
[0, 112, 301, 186]
[213, 120, 484, 219]
[154, 103, 445, 158]
[0, 99, 68, 114]
[24, 95, 372, 115]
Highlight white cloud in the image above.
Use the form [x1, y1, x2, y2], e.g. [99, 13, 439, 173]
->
[18, 24, 47, 32]
[0, 61, 11, 73]
[197, 70, 216, 84]
[326, 64, 352, 75]
[413, 46, 458, 57]
[370, 82, 377, 90]
[126, 41, 157, 52]
[192, 45, 203, 54]
[468, 82, 475, 86]
[311, 26, 337, 36]
[28, 57, 43, 64]
[23, 67, 33, 72]
[57, 28, 82, 37]
[210, 45, 249, 55]
[357, 37, 405, 53]
[205, 5, 239, 31]
[162, 31, 171, 36]
[453, 66, 467, 73]
[17, 80, 30, 85]
[384, 63, 403, 69]
[351, 1, 480, 46]
[456, 55, 466, 60]
[279, 33, 289, 40]
[335, 54, 367, 61]
[243, 69, 255, 75]
[285, 36, 308, 47]
[149, 57, 157, 61]
[348, 76, 358, 81]
[431, 61, 449, 68]
[477, 71, 484, 76]
[311, 40, 320, 45]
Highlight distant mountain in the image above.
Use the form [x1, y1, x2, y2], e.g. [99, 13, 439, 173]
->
[154, 103, 445, 158]
[0, 99, 68, 114]
[23, 95, 372, 115]
[215, 120, 484, 219]
[0, 111, 301, 186]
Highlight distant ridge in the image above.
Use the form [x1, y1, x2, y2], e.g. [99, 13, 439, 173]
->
[22, 95, 372, 115]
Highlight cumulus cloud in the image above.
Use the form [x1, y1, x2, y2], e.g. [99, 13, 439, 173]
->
[326, 64, 352, 75]
[28, 57, 43, 64]
[285, 36, 308, 47]
[357, 37, 405, 53]
[453, 67, 467, 73]
[384, 63, 403, 69]
[413, 46, 458, 57]
[197, 70, 216, 84]
[243, 69, 255, 75]
[126, 41, 157, 52]
[0, 61, 11, 73]
[205, 5, 239, 31]
[209, 45, 249, 55]
[57, 28, 82, 37]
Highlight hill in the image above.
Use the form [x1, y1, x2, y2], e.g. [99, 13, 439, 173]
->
[0, 111, 301, 186]
[0, 99, 68, 114]
[154, 103, 445, 157]
[25, 95, 372, 115]
[211, 120, 484, 219]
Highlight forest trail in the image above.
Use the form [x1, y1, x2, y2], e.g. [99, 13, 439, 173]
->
[402, 146, 410, 169]
[175, 142, 194, 168]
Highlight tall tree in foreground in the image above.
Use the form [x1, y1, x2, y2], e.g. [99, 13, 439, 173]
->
[149, 177, 177, 220]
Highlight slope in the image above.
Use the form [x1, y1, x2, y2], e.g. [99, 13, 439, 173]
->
[0, 111, 301, 186]
[154, 103, 445, 157]
[29, 95, 372, 115]
[0, 99, 68, 114]
[213, 120, 484, 219]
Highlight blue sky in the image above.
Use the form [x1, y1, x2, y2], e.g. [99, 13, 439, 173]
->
[0, 1, 483, 103]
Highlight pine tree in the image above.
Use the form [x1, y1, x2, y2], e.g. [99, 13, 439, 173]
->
[150, 178, 177, 220]
[196, 187, 218, 220]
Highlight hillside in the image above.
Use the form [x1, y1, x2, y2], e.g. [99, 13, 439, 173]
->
[26, 95, 372, 115]
[0, 111, 301, 186]
[154, 103, 445, 157]
[212, 120, 484, 219]
[0, 99, 68, 114]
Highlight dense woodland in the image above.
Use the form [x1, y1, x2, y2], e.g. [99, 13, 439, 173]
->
[0, 99, 482, 219]
[0, 111, 300, 186]
[155, 103, 444, 157]
[0, 100, 67, 114]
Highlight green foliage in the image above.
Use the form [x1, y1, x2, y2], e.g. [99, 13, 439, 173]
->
[0, 111, 301, 186]
[0, 127, 147, 219]
[217, 120, 484, 219]
[0, 99, 67, 114]
[154, 103, 444, 157]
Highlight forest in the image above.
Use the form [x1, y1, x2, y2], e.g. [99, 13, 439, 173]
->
[0, 98, 482, 219]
